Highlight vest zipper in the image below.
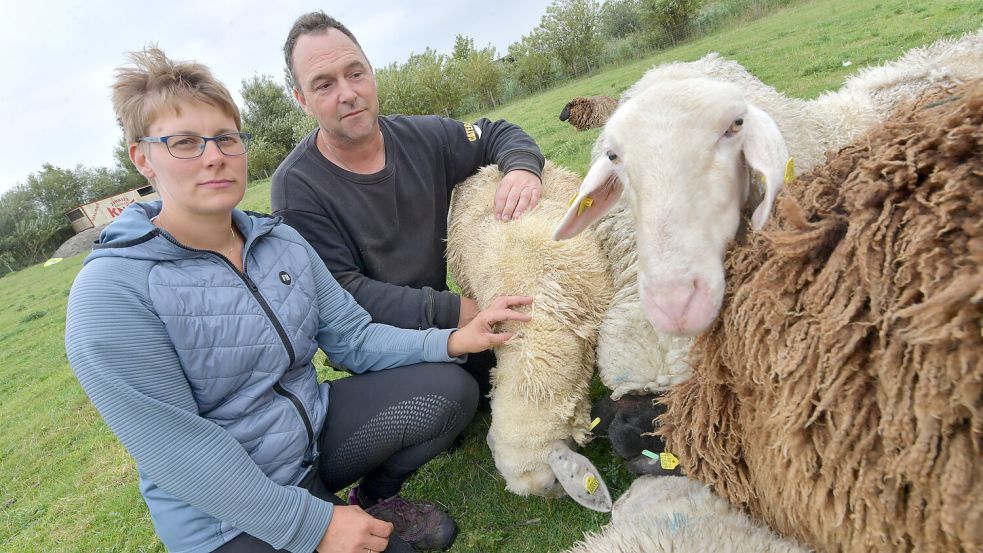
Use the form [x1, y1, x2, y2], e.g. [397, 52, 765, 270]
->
[272, 382, 316, 466]
[157, 229, 315, 462]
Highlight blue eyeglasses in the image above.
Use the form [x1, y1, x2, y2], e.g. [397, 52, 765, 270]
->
[138, 132, 253, 159]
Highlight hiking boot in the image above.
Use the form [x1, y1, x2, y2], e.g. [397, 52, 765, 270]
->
[348, 486, 458, 551]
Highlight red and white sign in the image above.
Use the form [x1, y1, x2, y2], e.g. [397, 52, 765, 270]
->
[67, 186, 160, 232]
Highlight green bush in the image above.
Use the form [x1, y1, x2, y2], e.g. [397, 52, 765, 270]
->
[600, 0, 644, 38]
[600, 32, 652, 65]
[693, 1, 734, 33]
[540, 0, 605, 77]
[641, 0, 705, 44]
[507, 31, 559, 95]
[291, 114, 318, 144]
[246, 138, 288, 181]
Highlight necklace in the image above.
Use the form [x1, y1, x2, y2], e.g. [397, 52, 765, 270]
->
[320, 131, 354, 172]
[319, 130, 384, 173]
[154, 211, 239, 259]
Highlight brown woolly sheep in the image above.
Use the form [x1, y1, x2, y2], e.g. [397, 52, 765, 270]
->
[660, 80, 983, 552]
[559, 95, 618, 131]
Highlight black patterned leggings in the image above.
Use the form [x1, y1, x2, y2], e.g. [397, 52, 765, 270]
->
[317, 362, 479, 498]
[215, 362, 479, 552]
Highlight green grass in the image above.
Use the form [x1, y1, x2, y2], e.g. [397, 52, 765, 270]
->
[1, 1, 980, 550]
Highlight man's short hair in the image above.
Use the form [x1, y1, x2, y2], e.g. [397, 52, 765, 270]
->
[284, 11, 365, 91]
[111, 47, 241, 144]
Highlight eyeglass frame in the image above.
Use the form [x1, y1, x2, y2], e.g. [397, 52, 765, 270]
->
[137, 132, 253, 159]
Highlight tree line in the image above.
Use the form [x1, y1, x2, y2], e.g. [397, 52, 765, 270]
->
[0, 0, 797, 277]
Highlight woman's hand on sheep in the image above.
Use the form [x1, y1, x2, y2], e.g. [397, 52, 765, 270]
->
[447, 295, 533, 356]
[495, 169, 542, 221]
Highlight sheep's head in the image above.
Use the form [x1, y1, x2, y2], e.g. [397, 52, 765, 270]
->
[559, 97, 585, 122]
[487, 433, 613, 512]
[554, 78, 789, 336]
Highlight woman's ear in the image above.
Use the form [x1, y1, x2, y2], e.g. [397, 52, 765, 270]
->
[129, 142, 155, 180]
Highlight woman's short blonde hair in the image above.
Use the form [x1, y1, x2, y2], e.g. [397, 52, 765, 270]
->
[112, 46, 241, 144]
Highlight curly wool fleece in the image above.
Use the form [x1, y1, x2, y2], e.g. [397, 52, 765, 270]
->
[661, 80, 983, 552]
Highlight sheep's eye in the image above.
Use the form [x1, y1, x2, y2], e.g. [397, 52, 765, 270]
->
[606, 150, 619, 162]
[725, 117, 744, 137]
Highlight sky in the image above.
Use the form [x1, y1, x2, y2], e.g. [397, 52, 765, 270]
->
[0, 0, 556, 195]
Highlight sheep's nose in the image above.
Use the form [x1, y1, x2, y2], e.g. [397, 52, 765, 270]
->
[641, 278, 717, 336]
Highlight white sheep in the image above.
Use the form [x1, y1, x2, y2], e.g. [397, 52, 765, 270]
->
[564, 476, 810, 553]
[553, 30, 983, 397]
[447, 162, 614, 511]
[592, 203, 693, 400]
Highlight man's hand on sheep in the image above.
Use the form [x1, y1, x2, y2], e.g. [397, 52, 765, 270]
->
[458, 296, 480, 327]
[495, 169, 542, 221]
[447, 295, 533, 356]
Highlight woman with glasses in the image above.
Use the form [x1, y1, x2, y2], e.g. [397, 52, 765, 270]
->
[65, 48, 530, 553]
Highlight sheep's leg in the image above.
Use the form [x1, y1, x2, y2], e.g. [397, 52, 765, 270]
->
[546, 442, 613, 512]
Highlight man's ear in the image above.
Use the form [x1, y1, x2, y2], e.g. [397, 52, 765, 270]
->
[293, 87, 313, 117]
[129, 142, 154, 180]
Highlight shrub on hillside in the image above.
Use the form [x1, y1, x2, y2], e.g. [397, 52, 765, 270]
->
[507, 31, 559, 94]
[641, 0, 705, 44]
[601, 32, 652, 65]
[601, 0, 644, 38]
[247, 138, 288, 181]
[540, 0, 605, 77]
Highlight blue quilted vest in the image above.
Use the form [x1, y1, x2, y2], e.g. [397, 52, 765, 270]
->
[88, 202, 329, 551]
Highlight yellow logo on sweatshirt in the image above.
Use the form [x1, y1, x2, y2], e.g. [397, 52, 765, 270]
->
[463, 123, 477, 142]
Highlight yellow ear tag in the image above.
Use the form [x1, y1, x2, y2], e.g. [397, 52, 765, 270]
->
[784, 157, 795, 184]
[588, 417, 600, 431]
[659, 452, 680, 470]
[577, 196, 594, 217]
[584, 474, 600, 495]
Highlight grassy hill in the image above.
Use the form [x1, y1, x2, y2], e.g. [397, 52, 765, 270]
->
[2, 1, 980, 550]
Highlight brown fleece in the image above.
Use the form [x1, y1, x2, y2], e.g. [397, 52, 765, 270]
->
[564, 95, 619, 131]
[660, 80, 983, 553]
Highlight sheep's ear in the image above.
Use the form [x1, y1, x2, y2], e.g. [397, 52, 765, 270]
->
[547, 443, 613, 512]
[552, 155, 623, 241]
[741, 104, 790, 230]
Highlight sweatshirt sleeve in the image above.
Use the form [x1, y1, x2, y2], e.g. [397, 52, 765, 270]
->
[301, 241, 463, 371]
[277, 206, 462, 331]
[64, 259, 332, 553]
[440, 117, 546, 190]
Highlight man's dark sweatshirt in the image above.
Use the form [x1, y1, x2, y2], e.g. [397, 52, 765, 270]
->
[270, 115, 545, 331]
